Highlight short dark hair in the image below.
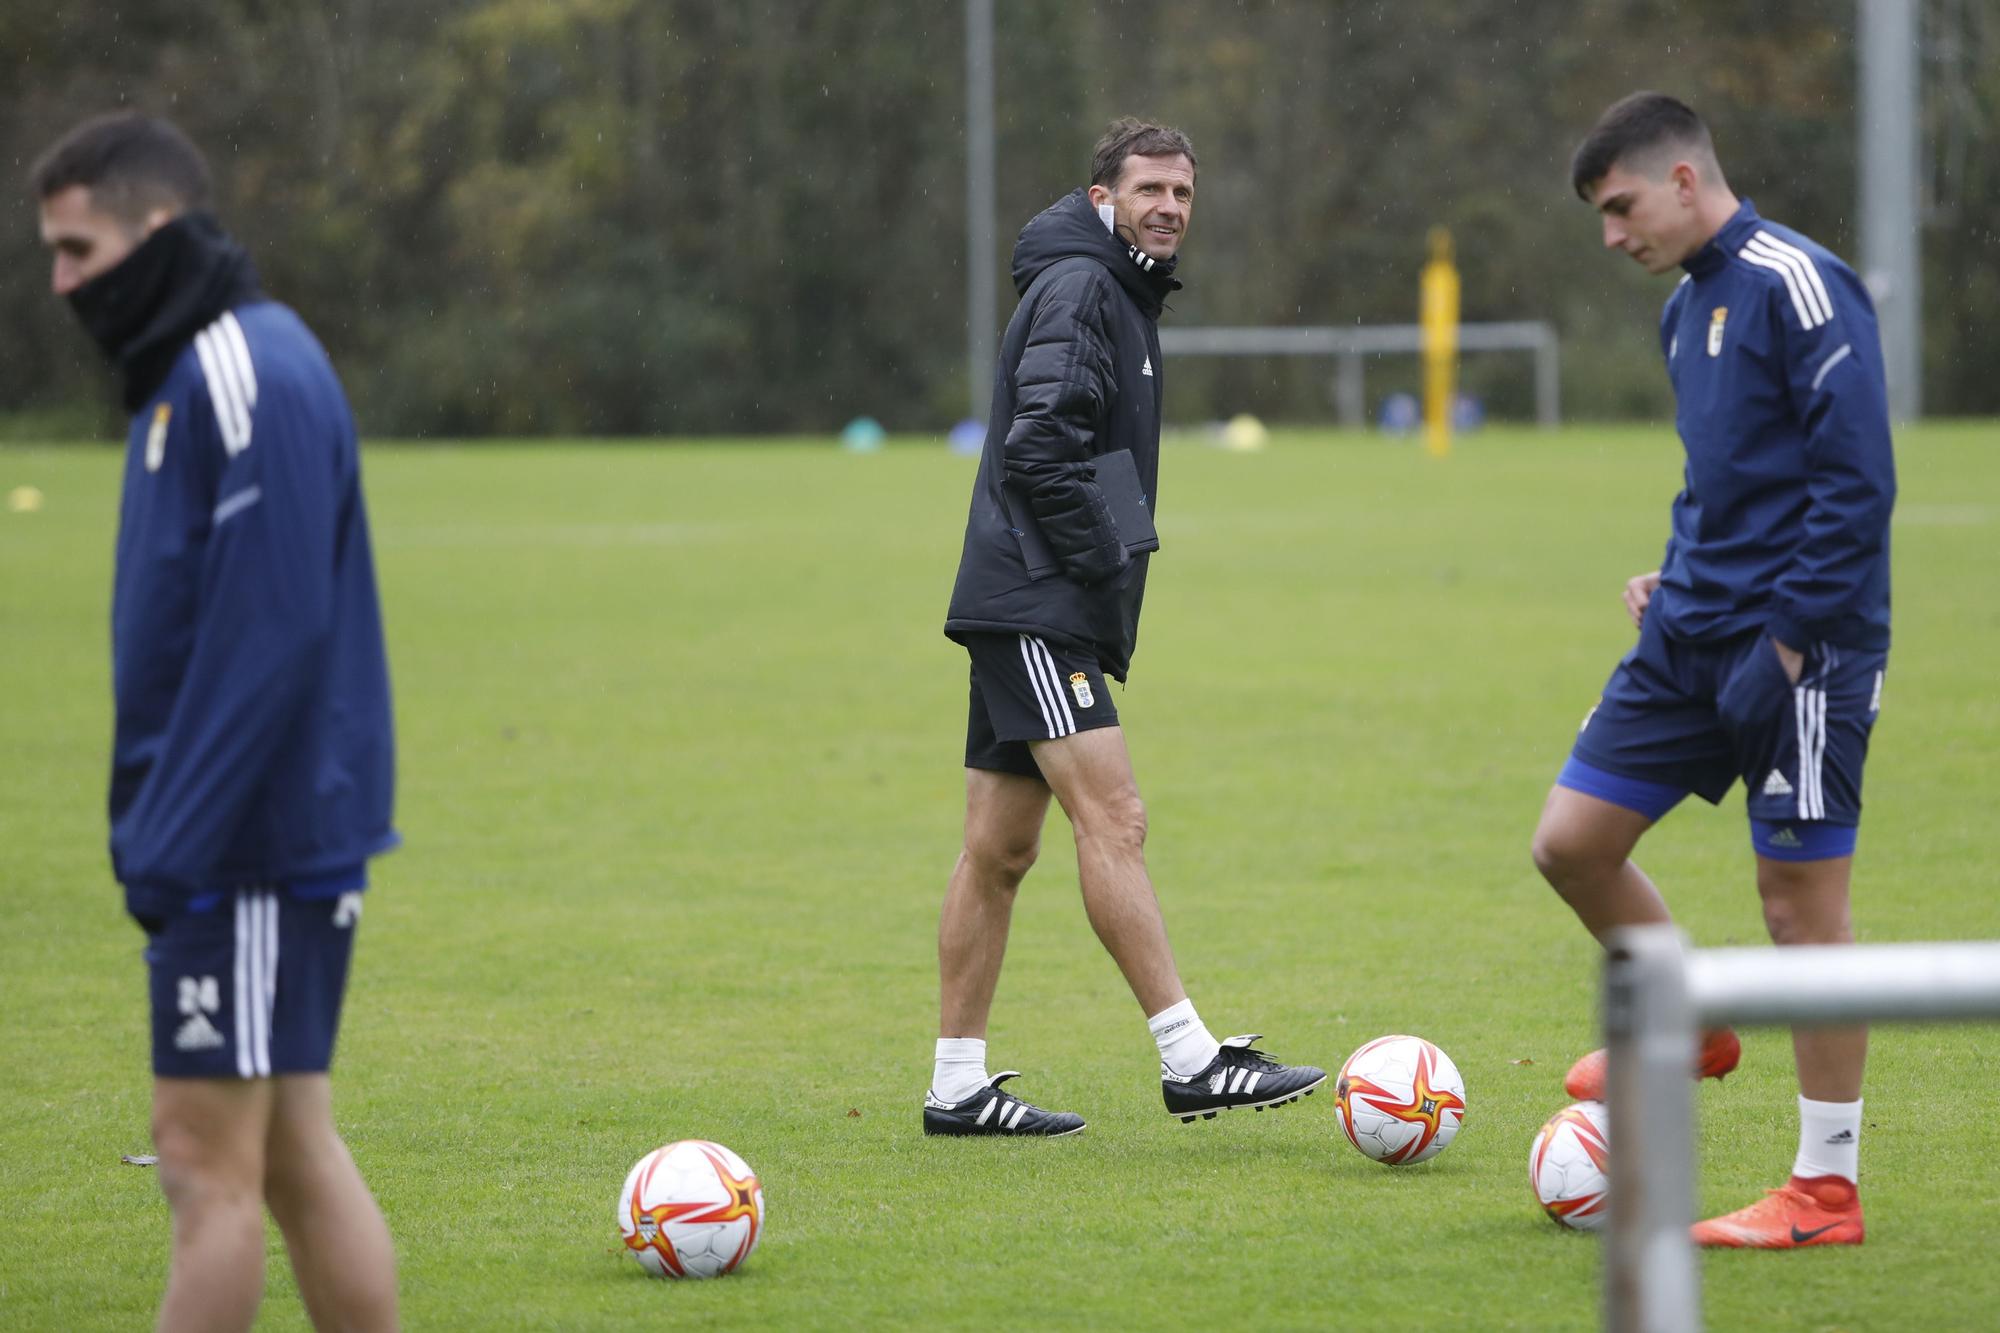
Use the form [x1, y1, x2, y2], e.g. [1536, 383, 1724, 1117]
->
[1090, 117, 1197, 189]
[1570, 92, 1718, 199]
[30, 111, 212, 223]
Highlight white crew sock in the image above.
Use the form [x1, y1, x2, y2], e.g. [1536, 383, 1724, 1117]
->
[1791, 1095, 1862, 1183]
[1148, 998, 1222, 1078]
[932, 1038, 991, 1103]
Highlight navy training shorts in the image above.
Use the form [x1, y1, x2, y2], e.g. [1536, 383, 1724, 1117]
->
[1560, 610, 1886, 861]
[961, 631, 1120, 778]
[146, 887, 365, 1079]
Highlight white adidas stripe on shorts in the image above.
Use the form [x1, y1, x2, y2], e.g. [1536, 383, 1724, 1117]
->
[1017, 634, 1078, 739]
[233, 890, 280, 1078]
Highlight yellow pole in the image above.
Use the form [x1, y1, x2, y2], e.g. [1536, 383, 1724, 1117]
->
[1420, 227, 1460, 458]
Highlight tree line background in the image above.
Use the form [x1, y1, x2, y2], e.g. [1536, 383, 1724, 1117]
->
[3, 0, 1994, 439]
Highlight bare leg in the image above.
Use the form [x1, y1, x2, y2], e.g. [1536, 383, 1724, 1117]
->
[1029, 727, 1187, 1017]
[938, 768, 1052, 1037]
[153, 1078, 273, 1333]
[1530, 784, 1670, 940]
[1757, 854, 1867, 1102]
[264, 1074, 399, 1332]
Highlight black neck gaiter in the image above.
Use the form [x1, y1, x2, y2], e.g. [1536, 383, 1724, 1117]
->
[67, 212, 263, 410]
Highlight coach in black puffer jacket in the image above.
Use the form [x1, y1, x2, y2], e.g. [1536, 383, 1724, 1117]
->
[944, 187, 1181, 684]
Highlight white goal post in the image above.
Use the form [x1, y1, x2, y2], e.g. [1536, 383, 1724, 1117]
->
[1601, 927, 2000, 1332]
[1156, 322, 1561, 428]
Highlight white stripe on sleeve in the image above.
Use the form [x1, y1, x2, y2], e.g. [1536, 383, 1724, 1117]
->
[219, 312, 259, 408]
[1740, 242, 1822, 330]
[212, 485, 263, 526]
[1742, 234, 1832, 328]
[1747, 233, 1832, 323]
[1810, 343, 1854, 393]
[209, 328, 256, 451]
[193, 330, 252, 456]
[1758, 232, 1835, 325]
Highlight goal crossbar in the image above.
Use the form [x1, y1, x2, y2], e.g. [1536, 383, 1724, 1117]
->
[1156, 321, 1561, 427]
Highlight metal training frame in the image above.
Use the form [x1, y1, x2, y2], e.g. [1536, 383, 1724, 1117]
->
[1602, 926, 2000, 1331]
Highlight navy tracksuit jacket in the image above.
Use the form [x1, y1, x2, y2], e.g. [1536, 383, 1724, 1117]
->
[109, 301, 398, 920]
[1651, 201, 1895, 652]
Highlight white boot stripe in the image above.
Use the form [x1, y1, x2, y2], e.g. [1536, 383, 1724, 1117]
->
[975, 1097, 998, 1127]
[1244, 1071, 1262, 1095]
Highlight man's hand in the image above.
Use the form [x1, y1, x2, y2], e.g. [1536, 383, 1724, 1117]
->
[1622, 571, 1662, 628]
[1772, 638, 1804, 684]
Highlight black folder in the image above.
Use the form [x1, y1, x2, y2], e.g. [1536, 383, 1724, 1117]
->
[1003, 448, 1160, 581]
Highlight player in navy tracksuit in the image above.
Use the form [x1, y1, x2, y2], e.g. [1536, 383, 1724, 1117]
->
[35, 113, 399, 1329]
[1535, 93, 1894, 1249]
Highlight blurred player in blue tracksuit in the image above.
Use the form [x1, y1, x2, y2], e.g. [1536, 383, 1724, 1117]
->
[1534, 93, 1895, 1250]
[34, 112, 400, 1329]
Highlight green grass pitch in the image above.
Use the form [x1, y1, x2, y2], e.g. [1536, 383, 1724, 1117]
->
[3, 423, 1996, 1329]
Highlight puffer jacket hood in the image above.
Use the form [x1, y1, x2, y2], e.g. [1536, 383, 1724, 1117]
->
[945, 190, 1182, 683]
[1011, 188, 1181, 317]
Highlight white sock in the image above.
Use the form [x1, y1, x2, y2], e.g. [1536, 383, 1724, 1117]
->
[932, 1038, 990, 1103]
[1149, 998, 1221, 1078]
[1791, 1095, 1861, 1183]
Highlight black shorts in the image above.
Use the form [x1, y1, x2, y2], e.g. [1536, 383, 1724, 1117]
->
[962, 632, 1120, 778]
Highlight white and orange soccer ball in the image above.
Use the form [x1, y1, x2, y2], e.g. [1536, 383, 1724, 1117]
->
[617, 1139, 765, 1278]
[1333, 1034, 1467, 1165]
[1529, 1101, 1612, 1231]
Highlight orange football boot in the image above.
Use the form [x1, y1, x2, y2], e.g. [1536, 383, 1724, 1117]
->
[1562, 1026, 1741, 1101]
[1692, 1174, 1864, 1248]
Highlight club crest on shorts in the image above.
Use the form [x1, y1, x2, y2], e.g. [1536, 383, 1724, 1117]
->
[1707, 307, 1728, 357]
[1068, 672, 1095, 709]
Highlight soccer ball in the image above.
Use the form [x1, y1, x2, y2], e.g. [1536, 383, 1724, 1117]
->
[1529, 1101, 1611, 1231]
[618, 1139, 765, 1278]
[1333, 1034, 1467, 1165]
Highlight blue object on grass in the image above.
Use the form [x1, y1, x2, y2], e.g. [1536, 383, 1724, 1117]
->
[1378, 392, 1420, 435]
[841, 416, 886, 451]
[947, 418, 985, 455]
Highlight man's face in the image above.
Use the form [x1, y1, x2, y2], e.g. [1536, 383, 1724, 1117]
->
[1587, 160, 1700, 275]
[1089, 153, 1195, 261]
[38, 185, 163, 296]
